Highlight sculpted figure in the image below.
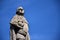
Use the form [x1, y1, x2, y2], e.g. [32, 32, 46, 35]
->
[10, 7, 30, 40]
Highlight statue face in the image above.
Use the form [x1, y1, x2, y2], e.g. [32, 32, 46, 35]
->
[16, 7, 24, 15]
[19, 9, 24, 14]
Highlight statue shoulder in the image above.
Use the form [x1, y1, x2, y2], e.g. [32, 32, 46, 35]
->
[11, 15, 19, 20]
[10, 15, 18, 23]
[13, 15, 19, 18]
[23, 17, 28, 24]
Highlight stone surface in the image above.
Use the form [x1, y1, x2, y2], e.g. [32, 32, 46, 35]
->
[10, 7, 30, 40]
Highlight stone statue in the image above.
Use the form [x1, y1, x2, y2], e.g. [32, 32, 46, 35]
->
[10, 7, 30, 40]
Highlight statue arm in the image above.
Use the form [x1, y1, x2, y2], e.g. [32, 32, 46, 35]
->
[26, 32, 30, 40]
[23, 22, 29, 33]
[10, 15, 23, 28]
[23, 22, 30, 40]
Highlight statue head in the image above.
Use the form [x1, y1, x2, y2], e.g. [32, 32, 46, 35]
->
[16, 6, 24, 15]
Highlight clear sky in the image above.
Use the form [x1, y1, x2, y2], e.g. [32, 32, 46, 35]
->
[0, 0, 60, 40]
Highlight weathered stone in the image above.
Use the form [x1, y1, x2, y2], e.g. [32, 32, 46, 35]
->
[10, 7, 30, 40]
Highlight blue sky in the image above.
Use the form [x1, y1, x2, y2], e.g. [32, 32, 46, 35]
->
[0, 0, 60, 40]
